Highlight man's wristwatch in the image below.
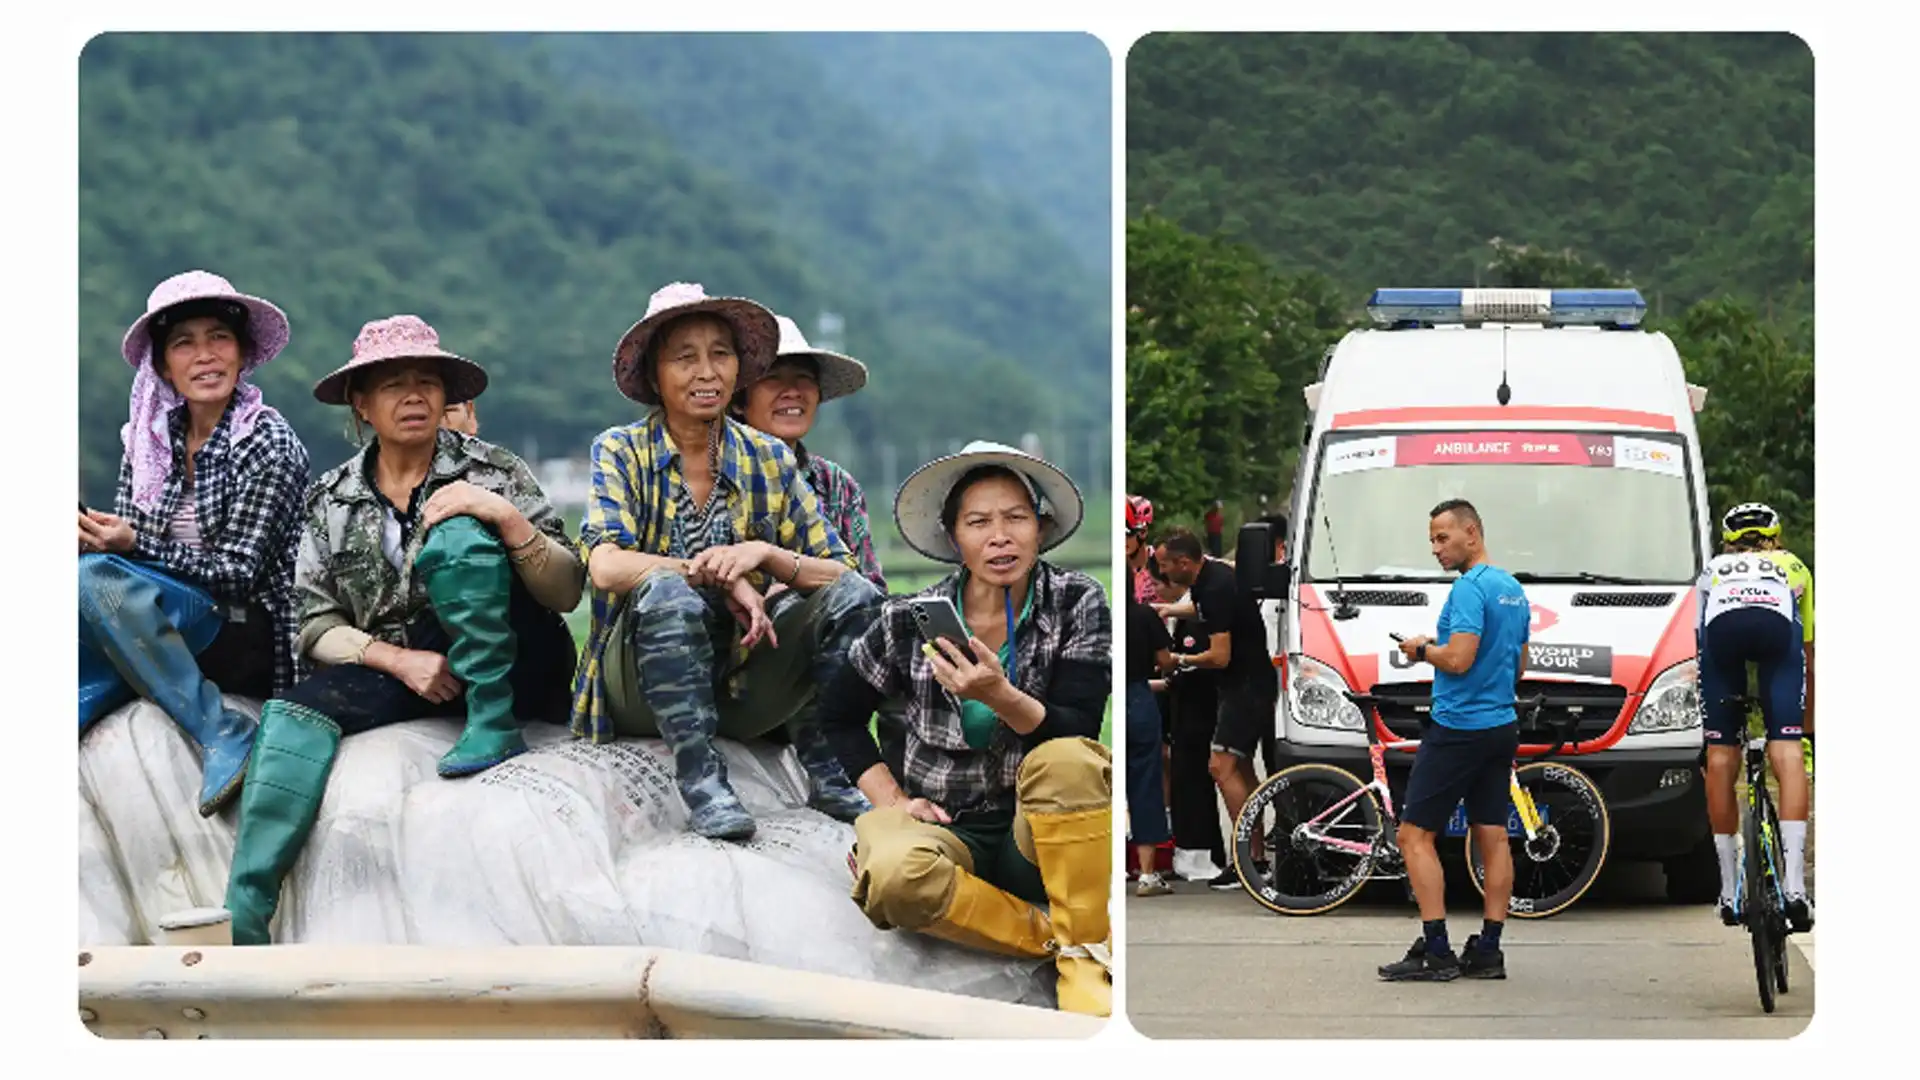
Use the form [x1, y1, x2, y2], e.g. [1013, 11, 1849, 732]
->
[1415, 643, 1428, 664]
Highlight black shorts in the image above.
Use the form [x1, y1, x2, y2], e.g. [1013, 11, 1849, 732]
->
[1401, 722, 1519, 833]
[1211, 671, 1276, 759]
[1700, 606, 1806, 746]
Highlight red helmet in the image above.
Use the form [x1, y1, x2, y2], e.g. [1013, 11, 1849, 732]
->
[1125, 494, 1153, 532]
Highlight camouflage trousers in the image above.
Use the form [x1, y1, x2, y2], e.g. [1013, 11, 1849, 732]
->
[602, 570, 882, 831]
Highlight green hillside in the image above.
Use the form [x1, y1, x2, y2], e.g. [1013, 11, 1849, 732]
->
[79, 32, 1112, 515]
[787, 32, 1112, 270]
[1127, 32, 1812, 321]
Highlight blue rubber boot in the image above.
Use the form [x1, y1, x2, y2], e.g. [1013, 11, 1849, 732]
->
[77, 554, 254, 815]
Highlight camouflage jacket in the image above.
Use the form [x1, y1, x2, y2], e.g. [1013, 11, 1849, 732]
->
[294, 429, 570, 658]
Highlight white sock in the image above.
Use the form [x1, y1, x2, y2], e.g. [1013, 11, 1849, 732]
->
[1714, 834, 1739, 906]
[1782, 821, 1808, 899]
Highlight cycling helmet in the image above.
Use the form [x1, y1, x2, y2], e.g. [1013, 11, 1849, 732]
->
[1126, 494, 1154, 533]
[1721, 502, 1782, 544]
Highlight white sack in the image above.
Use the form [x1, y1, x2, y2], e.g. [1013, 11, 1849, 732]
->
[79, 699, 1054, 1007]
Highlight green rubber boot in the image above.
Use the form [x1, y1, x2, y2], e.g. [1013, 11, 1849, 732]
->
[224, 699, 340, 946]
[416, 516, 527, 778]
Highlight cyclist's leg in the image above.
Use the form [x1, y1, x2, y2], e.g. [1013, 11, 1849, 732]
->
[1759, 611, 1811, 912]
[1698, 616, 1747, 916]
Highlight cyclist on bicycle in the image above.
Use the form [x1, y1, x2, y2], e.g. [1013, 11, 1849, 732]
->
[1697, 502, 1814, 933]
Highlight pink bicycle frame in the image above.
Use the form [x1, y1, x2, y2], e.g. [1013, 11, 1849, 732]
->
[1296, 733, 1421, 856]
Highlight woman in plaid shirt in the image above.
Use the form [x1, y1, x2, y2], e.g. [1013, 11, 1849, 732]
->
[78, 271, 311, 819]
[570, 283, 884, 842]
[818, 442, 1114, 1017]
[730, 314, 885, 592]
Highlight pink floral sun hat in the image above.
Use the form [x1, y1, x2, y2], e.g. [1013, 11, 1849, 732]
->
[612, 282, 779, 405]
[118, 270, 291, 513]
[312, 315, 489, 406]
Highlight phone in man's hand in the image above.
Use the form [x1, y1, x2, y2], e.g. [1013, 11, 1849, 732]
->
[907, 596, 979, 664]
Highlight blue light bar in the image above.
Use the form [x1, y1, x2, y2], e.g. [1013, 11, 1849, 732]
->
[1367, 288, 1647, 328]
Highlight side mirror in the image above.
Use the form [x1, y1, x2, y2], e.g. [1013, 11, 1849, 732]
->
[1235, 523, 1289, 599]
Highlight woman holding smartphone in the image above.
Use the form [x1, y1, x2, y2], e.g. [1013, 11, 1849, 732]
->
[816, 441, 1114, 1016]
[78, 271, 311, 818]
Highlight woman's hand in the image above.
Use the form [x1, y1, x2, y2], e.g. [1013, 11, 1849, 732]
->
[79, 510, 136, 554]
[896, 796, 952, 825]
[389, 648, 463, 704]
[926, 636, 1011, 704]
[689, 541, 775, 588]
[421, 481, 514, 531]
[725, 575, 779, 650]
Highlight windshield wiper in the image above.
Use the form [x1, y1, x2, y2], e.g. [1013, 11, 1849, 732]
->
[1512, 571, 1647, 585]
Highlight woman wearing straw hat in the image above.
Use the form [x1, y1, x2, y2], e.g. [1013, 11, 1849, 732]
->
[817, 442, 1114, 1016]
[221, 314, 584, 945]
[78, 270, 312, 817]
[571, 282, 883, 842]
[731, 315, 885, 592]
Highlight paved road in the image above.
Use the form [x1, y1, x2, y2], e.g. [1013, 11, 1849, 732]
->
[1126, 860, 1813, 1039]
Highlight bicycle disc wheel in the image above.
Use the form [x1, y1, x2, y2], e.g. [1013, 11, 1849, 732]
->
[1745, 805, 1778, 1014]
[1234, 763, 1381, 916]
[1466, 762, 1610, 918]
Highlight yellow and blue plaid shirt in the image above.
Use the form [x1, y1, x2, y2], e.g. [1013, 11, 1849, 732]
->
[569, 413, 854, 741]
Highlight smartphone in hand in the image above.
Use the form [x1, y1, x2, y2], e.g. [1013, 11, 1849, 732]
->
[908, 596, 979, 663]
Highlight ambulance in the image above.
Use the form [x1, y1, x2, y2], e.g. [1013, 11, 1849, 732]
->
[1237, 287, 1717, 900]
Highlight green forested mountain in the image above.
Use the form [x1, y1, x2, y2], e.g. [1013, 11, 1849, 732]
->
[1127, 33, 1812, 321]
[78, 32, 1111, 510]
[1126, 32, 1814, 563]
[786, 32, 1112, 270]
[538, 35, 1110, 449]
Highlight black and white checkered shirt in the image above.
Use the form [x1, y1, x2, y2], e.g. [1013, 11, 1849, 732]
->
[116, 405, 311, 693]
[836, 560, 1113, 814]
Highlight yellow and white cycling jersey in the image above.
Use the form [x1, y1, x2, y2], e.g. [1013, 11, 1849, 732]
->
[1697, 548, 1814, 643]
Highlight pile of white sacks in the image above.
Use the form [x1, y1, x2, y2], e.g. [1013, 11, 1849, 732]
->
[79, 699, 1054, 1007]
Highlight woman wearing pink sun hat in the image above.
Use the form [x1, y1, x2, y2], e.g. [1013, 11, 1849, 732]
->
[78, 269, 312, 819]
[221, 313, 586, 945]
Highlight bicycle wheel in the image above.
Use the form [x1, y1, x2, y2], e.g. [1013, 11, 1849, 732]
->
[1466, 762, 1610, 919]
[1764, 797, 1791, 996]
[1234, 763, 1382, 916]
[1745, 802, 1778, 1014]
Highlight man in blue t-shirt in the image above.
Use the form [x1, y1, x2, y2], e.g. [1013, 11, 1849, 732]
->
[1378, 499, 1531, 984]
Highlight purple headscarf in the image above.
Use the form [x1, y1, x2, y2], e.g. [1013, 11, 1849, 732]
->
[117, 272, 291, 513]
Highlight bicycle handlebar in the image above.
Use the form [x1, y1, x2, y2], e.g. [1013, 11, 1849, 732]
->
[1345, 691, 1578, 759]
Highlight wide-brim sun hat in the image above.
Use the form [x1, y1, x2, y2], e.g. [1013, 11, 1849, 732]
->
[773, 315, 867, 402]
[121, 270, 290, 374]
[313, 314, 489, 406]
[612, 282, 780, 406]
[894, 440, 1084, 564]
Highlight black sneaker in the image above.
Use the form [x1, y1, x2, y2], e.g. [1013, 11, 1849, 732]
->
[1717, 899, 1741, 927]
[1785, 895, 1814, 934]
[1378, 938, 1461, 982]
[1459, 934, 1507, 979]
[1210, 862, 1267, 890]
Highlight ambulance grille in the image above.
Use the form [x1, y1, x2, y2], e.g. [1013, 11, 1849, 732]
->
[1571, 592, 1676, 608]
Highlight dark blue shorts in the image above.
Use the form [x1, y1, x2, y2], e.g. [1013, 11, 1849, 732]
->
[1700, 605, 1806, 746]
[1401, 721, 1519, 833]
